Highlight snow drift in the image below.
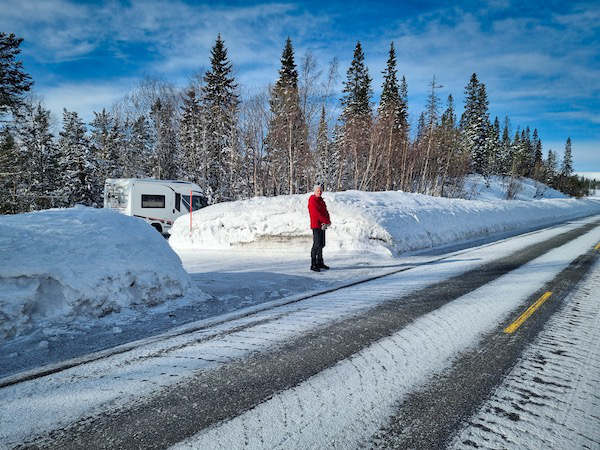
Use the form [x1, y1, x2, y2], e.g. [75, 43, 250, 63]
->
[463, 175, 566, 201]
[169, 188, 600, 255]
[0, 207, 193, 339]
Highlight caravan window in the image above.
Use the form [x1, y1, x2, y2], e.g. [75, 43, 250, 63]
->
[181, 195, 207, 212]
[141, 194, 165, 208]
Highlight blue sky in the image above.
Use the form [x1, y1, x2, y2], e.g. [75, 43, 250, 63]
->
[3, 0, 599, 171]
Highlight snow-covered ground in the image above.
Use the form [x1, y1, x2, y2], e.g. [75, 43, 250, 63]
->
[3, 216, 600, 448]
[0, 207, 200, 341]
[463, 175, 566, 201]
[170, 178, 595, 256]
[2, 177, 600, 378]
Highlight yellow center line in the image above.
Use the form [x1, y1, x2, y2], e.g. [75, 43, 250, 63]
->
[504, 291, 553, 334]
[594, 242, 600, 250]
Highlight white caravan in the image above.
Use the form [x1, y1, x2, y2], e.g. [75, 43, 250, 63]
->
[104, 178, 207, 235]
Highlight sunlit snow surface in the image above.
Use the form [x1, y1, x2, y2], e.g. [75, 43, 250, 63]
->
[2, 216, 600, 447]
[170, 182, 596, 255]
[2, 179, 600, 378]
[0, 206, 197, 340]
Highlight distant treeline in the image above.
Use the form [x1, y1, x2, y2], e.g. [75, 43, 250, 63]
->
[0, 32, 595, 214]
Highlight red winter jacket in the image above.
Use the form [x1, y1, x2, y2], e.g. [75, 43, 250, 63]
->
[308, 194, 331, 229]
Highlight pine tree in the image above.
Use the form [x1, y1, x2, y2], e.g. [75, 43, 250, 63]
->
[202, 34, 240, 201]
[0, 33, 33, 119]
[57, 109, 96, 206]
[340, 41, 373, 189]
[265, 37, 308, 195]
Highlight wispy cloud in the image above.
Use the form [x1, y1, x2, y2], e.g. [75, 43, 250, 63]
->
[41, 79, 137, 122]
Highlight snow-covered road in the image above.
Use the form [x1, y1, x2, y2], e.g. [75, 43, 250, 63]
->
[450, 259, 600, 449]
[2, 216, 600, 448]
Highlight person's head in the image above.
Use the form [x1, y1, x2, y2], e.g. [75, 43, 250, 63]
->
[313, 184, 323, 197]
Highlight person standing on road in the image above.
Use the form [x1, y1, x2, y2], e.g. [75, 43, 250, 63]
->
[308, 184, 331, 272]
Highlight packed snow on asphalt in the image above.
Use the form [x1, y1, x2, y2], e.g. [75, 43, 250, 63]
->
[1, 176, 599, 377]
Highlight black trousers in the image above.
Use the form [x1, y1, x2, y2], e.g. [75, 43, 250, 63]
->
[311, 228, 326, 263]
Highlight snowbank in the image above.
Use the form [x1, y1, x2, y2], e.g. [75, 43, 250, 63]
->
[169, 189, 600, 255]
[0, 207, 193, 339]
[463, 175, 566, 201]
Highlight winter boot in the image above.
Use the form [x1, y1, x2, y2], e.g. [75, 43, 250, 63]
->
[317, 258, 329, 270]
[311, 257, 321, 272]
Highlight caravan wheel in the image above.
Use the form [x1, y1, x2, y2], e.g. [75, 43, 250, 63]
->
[150, 223, 163, 234]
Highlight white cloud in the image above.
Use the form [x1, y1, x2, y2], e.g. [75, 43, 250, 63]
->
[40, 79, 137, 123]
[576, 171, 600, 180]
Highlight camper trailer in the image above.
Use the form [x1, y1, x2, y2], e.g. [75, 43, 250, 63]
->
[104, 178, 207, 235]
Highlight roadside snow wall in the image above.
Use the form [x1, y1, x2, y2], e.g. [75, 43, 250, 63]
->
[169, 190, 600, 255]
[0, 206, 192, 339]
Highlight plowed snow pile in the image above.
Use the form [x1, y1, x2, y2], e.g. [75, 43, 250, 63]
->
[169, 189, 600, 254]
[0, 206, 193, 339]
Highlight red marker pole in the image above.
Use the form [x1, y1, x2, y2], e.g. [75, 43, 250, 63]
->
[189, 190, 193, 236]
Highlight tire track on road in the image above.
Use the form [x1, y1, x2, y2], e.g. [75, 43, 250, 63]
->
[451, 260, 600, 449]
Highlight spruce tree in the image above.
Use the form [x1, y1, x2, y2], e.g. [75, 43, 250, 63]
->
[532, 128, 543, 180]
[127, 115, 153, 178]
[90, 109, 122, 202]
[460, 73, 489, 175]
[486, 116, 501, 176]
[499, 118, 512, 176]
[378, 42, 403, 190]
[180, 87, 206, 188]
[341, 41, 372, 120]
[521, 127, 533, 176]
[17, 102, 59, 209]
[0, 127, 22, 213]
[265, 37, 307, 195]
[316, 105, 337, 190]
[202, 34, 240, 201]
[340, 41, 372, 189]
[438, 94, 464, 196]
[0, 33, 33, 119]
[57, 109, 96, 206]
[560, 137, 573, 177]
[545, 149, 557, 187]
[150, 98, 178, 180]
